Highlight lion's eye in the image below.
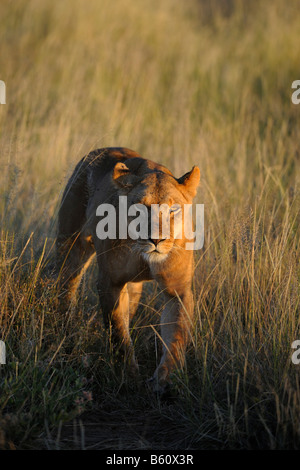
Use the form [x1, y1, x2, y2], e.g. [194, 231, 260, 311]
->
[169, 205, 181, 214]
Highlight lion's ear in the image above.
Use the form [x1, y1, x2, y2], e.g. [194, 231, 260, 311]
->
[112, 162, 136, 188]
[113, 162, 130, 180]
[178, 166, 200, 199]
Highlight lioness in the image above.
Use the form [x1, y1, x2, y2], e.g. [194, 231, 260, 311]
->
[56, 147, 200, 393]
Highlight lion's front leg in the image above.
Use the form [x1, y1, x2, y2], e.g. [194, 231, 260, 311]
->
[150, 289, 194, 394]
[97, 280, 139, 375]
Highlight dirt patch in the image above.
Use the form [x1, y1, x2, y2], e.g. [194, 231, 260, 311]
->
[50, 406, 194, 450]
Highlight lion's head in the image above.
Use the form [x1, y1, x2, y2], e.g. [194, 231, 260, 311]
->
[112, 158, 200, 264]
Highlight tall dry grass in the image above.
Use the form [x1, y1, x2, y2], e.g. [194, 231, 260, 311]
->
[0, 0, 299, 449]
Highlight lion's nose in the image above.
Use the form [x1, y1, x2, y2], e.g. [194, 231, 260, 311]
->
[149, 238, 165, 246]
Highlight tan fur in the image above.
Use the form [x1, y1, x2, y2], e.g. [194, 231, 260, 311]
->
[56, 147, 200, 393]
